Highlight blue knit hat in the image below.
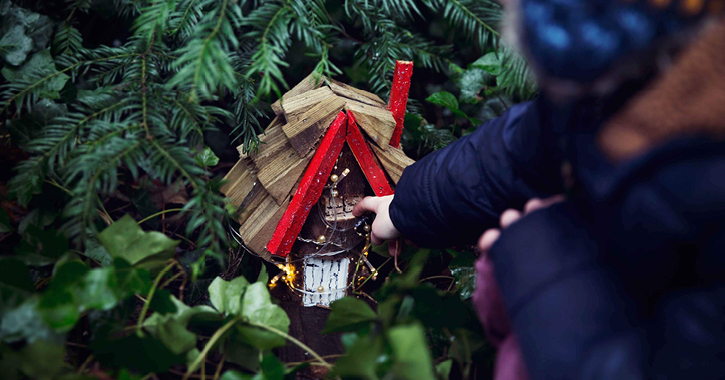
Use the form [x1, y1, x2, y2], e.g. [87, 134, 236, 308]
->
[520, 0, 724, 83]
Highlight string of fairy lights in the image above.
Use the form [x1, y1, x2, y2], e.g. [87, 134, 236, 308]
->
[268, 157, 381, 297]
[227, 151, 383, 299]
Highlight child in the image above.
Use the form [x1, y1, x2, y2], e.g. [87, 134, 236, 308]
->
[354, 1, 725, 379]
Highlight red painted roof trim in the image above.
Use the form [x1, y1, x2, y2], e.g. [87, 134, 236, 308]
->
[346, 110, 394, 197]
[266, 111, 348, 257]
[388, 60, 413, 148]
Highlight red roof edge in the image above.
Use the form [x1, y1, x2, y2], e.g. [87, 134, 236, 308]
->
[346, 110, 394, 197]
[266, 111, 348, 257]
[388, 60, 414, 148]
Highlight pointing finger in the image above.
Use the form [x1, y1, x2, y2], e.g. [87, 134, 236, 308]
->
[478, 228, 501, 252]
[500, 209, 522, 229]
[352, 196, 380, 217]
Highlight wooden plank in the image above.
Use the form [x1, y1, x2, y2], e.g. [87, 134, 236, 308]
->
[240, 121, 289, 174]
[239, 192, 289, 260]
[388, 60, 413, 148]
[240, 120, 312, 205]
[267, 112, 348, 257]
[282, 95, 346, 157]
[220, 160, 256, 208]
[370, 143, 415, 184]
[257, 149, 311, 205]
[236, 115, 285, 157]
[237, 182, 268, 225]
[328, 79, 386, 108]
[346, 110, 394, 196]
[282, 87, 335, 123]
[344, 100, 396, 147]
[270, 72, 328, 115]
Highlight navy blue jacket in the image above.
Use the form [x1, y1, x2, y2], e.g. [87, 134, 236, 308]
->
[389, 97, 725, 379]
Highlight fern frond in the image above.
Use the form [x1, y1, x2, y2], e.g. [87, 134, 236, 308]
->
[230, 76, 263, 154]
[169, 0, 204, 38]
[62, 135, 145, 240]
[243, 1, 294, 99]
[7, 93, 129, 206]
[497, 44, 537, 99]
[133, 0, 176, 43]
[167, 0, 243, 101]
[53, 23, 83, 57]
[423, 0, 502, 50]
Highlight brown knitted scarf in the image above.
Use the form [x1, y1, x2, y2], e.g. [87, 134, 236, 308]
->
[598, 18, 725, 162]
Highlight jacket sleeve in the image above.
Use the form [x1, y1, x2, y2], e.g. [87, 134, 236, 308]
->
[490, 202, 649, 380]
[491, 148, 725, 380]
[388, 98, 564, 248]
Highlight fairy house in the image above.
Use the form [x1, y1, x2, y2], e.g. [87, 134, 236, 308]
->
[221, 61, 415, 309]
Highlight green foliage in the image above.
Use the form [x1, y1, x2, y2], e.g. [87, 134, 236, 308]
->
[328, 249, 490, 379]
[97, 214, 178, 266]
[0, 0, 534, 378]
[448, 250, 477, 300]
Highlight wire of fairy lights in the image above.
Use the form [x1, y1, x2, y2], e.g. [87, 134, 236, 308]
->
[269, 161, 379, 297]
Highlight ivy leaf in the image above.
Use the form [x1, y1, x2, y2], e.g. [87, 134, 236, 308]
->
[257, 264, 268, 284]
[448, 251, 477, 300]
[37, 261, 87, 331]
[1, 49, 69, 99]
[114, 258, 151, 296]
[426, 91, 460, 114]
[235, 282, 290, 349]
[0, 24, 33, 66]
[14, 225, 69, 266]
[225, 337, 261, 371]
[0, 340, 65, 380]
[0, 257, 33, 310]
[75, 266, 119, 311]
[148, 289, 178, 314]
[331, 334, 385, 380]
[436, 359, 453, 379]
[323, 297, 378, 334]
[471, 52, 503, 76]
[0, 208, 11, 233]
[387, 323, 436, 380]
[143, 295, 219, 355]
[144, 317, 197, 355]
[196, 147, 220, 167]
[426, 91, 482, 125]
[241, 282, 287, 326]
[0, 297, 61, 344]
[259, 354, 285, 380]
[208, 276, 249, 315]
[456, 68, 490, 104]
[91, 333, 187, 373]
[36, 259, 144, 332]
[82, 239, 113, 267]
[221, 370, 253, 380]
[98, 214, 179, 266]
[0, 3, 53, 66]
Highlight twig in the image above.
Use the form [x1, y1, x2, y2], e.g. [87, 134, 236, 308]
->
[419, 275, 454, 283]
[355, 257, 391, 292]
[285, 354, 344, 366]
[213, 352, 226, 380]
[247, 321, 332, 368]
[78, 354, 94, 374]
[136, 261, 176, 334]
[394, 237, 403, 274]
[137, 208, 184, 225]
[184, 317, 241, 380]
[160, 271, 185, 289]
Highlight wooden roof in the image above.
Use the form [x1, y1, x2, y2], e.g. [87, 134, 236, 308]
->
[221, 71, 415, 260]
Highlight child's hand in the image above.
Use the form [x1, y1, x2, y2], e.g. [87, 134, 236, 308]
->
[478, 195, 566, 252]
[473, 195, 564, 380]
[352, 195, 401, 255]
